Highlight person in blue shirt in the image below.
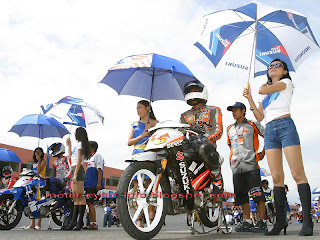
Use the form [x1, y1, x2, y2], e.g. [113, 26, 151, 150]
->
[83, 141, 104, 230]
[127, 100, 158, 227]
[128, 100, 158, 154]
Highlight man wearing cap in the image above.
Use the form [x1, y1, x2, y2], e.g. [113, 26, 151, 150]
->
[226, 102, 267, 233]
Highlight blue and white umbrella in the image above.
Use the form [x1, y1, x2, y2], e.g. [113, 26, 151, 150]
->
[41, 96, 104, 128]
[312, 187, 320, 194]
[260, 168, 271, 177]
[226, 197, 235, 203]
[195, 1, 319, 79]
[100, 53, 198, 102]
[312, 196, 320, 202]
[0, 148, 21, 163]
[9, 114, 70, 146]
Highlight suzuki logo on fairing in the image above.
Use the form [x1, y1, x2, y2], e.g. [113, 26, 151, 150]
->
[179, 161, 190, 193]
[215, 33, 230, 48]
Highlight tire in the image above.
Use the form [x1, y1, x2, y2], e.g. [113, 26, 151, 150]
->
[0, 195, 23, 230]
[51, 208, 64, 226]
[198, 205, 220, 228]
[117, 162, 169, 240]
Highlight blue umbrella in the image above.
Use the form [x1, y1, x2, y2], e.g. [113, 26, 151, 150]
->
[100, 53, 198, 103]
[9, 114, 69, 146]
[0, 148, 21, 163]
[195, 1, 319, 80]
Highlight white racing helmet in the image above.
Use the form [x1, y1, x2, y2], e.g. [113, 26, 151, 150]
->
[183, 80, 208, 106]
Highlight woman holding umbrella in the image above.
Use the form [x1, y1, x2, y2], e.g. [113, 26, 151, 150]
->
[243, 59, 313, 236]
[127, 100, 158, 227]
[24, 148, 47, 230]
[66, 127, 91, 230]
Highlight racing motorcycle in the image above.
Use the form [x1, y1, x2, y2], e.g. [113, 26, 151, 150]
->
[117, 121, 232, 240]
[0, 169, 72, 230]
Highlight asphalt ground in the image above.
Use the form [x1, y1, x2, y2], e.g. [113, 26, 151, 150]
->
[2, 206, 319, 240]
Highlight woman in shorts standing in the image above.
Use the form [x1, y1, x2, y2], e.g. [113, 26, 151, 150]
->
[243, 59, 313, 236]
[66, 127, 91, 230]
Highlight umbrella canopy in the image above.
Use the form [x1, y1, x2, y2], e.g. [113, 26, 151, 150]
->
[99, 53, 198, 102]
[312, 196, 320, 201]
[195, 1, 319, 79]
[9, 114, 69, 140]
[312, 187, 320, 194]
[0, 148, 21, 163]
[260, 168, 271, 177]
[41, 96, 104, 128]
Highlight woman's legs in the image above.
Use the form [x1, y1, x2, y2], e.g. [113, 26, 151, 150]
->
[75, 180, 86, 230]
[66, 180, 80, 230]
[284, 145, 312, 236]
[266, 149, 284, 186]
[283, 145, 307, 184]
[265, 148, 286, 235]
[36, 217, 42, 228]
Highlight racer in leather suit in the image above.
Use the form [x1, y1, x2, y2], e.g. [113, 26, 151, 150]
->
[180, 80, 223, 191]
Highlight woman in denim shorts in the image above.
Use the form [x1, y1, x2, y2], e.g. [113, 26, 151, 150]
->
[243, 59, 312, 236]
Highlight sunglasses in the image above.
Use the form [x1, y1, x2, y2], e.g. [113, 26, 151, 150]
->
[267, 62, 284, 70]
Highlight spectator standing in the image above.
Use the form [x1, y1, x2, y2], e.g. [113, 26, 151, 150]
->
[226, 102, 267, 233]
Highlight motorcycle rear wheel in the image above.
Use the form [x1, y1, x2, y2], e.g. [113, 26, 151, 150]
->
[117, 162, 169, 240]
[0, 195, 22, 230]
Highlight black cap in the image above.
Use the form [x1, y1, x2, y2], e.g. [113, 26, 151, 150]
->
[227, 102, 246, 111]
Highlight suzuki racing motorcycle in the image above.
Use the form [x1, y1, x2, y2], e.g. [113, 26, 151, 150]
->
[0, 169, 72, 230]
[117, 121, 232, 240]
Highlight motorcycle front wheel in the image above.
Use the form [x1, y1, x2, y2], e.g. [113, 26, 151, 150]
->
[198, 204, 220, 228]
[0, 195, 22, 230]
[117, 162, 169, 240]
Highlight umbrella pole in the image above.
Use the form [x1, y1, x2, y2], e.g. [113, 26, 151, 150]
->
[246, 9, 258, 91]
[69, 105, 76, 136]
[38, 125, 41, 147]
[148, 67, 155, 124]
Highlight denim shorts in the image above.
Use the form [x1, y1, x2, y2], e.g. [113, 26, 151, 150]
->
[265, 117, 300, 150]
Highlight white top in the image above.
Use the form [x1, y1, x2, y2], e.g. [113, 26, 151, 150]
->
[259, 78, 293, 124]
[86, 152, 104, 170]
[71, 142, 84, 166]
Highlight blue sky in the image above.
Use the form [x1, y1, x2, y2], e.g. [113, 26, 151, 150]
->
[0, 0, 319, 204]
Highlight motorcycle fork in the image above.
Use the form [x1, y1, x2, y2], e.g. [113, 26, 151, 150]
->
[8, 200, 17, 214]
[153, 159, 168, 193]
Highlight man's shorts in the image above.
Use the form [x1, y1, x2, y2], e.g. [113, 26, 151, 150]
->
[71, 165, 85, 181]
[85, 188, 97, 204]
[233, 169, 265, 206]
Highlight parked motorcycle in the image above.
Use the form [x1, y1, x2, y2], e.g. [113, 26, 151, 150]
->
[117, 121, 232, 239]
[265, 196, 275, 224]
[0, 169, 72, 230]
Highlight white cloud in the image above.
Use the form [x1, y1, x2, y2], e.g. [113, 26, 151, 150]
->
[1, 0, 320, 204]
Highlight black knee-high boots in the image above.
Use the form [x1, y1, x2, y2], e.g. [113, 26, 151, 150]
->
[75, 205, 86, 231]
[298, 183, 313, 236]
[265, 187, 287, 235]
[65, 205, 79, 230]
